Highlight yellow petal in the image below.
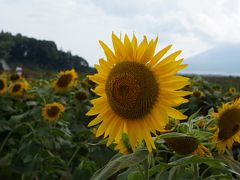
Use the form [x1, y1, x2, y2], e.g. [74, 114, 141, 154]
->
[99, 40, 117, 64]
[161, 106, 187, 120]
[112, 33, 126, 60]
[149, 44, 172, 67]
[124, 34, 133, 60]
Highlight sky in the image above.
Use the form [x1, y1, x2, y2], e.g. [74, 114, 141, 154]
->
[1, 0, 240, 66]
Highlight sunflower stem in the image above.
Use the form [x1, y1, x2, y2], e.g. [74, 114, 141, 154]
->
[192, 163, 199, 180]
[143, 157, 149, 180]
[0, 123, 35, 155]
[67, 146, 80, 166]
[0, 129, 14, 155]
[137, 165, 145, 179]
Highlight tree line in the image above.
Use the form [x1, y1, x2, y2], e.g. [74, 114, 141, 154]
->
[0, 31, 95, 73]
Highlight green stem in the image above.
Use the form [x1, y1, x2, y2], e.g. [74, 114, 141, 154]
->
[0, 123, 35, 155]
[67, 146, 80, 166]
[0, 129, 14, 154]
[137, 165, 145, 179]
[143, 158, 149, 180]
[193, 163, 199, 180]
[200, 167, 210, 179]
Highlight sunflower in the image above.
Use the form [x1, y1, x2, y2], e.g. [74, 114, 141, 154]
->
[10, 74, 22, 82]
[53, 69, 78, 92]
[192, 89, 204, 98]
[211, 99, 240, 154]
[228, 87, 237, 94]
[183, 83, 192, 91]
[42, 102, 65, 122]
[87, 33, 190, 152]
[212, 84, 221, 91]
[159, 119, 179, 133]
[9, 81, 29, 96]
[165, 136, 211, 156]
[75, 91, 88, 101]
[196, 118, 206, 128]
[0, 77, 7, 95]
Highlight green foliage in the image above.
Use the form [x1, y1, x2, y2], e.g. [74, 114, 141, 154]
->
[0, 31, 95, 73]
[0, 74, 111, 179]
[0, 71, 240, 179]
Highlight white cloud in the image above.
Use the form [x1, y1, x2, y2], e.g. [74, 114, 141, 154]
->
[0, 0, 240, 66]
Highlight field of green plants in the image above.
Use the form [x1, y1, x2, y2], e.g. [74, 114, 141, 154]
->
[1, 71, 240, 180]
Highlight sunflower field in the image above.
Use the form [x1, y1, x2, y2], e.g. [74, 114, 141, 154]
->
[1, 34, 240, 180]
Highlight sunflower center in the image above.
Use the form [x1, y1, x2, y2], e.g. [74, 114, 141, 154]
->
[0, 80, 4, 90]
[165, 137, 199, 155]
[10, 74, 20, 81]
[105, 61, 159, 119]
[218, 108, 240, 140]
[47, 106, 60, 117]
[75, 91, 88, 101]
[12, 84, 21, 92]
[193, 91, 201, 97]
[56, 74, 73, 88]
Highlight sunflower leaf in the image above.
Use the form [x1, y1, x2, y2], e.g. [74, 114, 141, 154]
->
[188, 108, 201, 121]
[168, 155, 226, 169]
[91, 149, 148, 180]
[157, 132, 188, 139]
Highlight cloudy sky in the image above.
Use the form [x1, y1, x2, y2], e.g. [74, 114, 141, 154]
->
[1, 0, 240, 66]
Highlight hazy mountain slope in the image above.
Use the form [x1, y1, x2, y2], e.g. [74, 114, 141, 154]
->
[184, 44, 240, 75]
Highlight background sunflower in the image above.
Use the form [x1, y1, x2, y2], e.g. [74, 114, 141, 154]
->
[164, 136, 211, 156]
[0, 77, 7, 95]
[211, 99, 240, 153]
[42, 102, 65, 122]
[9, 81, 29, 96]
[53, 69, 78, 92]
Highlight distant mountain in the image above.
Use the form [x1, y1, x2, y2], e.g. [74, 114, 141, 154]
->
[183, 44, 240, 76]
[0, 31, 95, 74]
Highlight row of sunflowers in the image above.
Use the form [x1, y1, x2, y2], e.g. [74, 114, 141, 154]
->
[1, 34, 240, 179]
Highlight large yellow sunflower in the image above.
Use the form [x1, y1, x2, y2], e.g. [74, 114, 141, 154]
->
[42, 102, 65, 122]
[0, 77, 7, 95]
[53, 69, 78, 92]
[211, 99, 240, 154]
[87, 33, 190, 152]
[164, 136, 211, 157]
[9, 81, 29, 96]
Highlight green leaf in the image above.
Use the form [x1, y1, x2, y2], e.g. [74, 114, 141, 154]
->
[0, 105, 15, 112]
[0, 120, 11, 132]
[189, 129, 213, 139]
[127, 171, 144, 180]
[0, 153, 13, 168]
[91, 149, 148, 180]
[51, 127, 72, 138]
[203, 174, 232, 180]
[26, 101, 38, 106]
[117, 167, 138, 180]
[9, 111, 29, 121]
[168, 166, 180, 180]
[157, 132, 188, 139]
[73, 160, 96, 180]
[188, 108, 201, 121]
[218, 155, 240, 176]
[168, 155, 225, 169]
[149, 162, 170, 177]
